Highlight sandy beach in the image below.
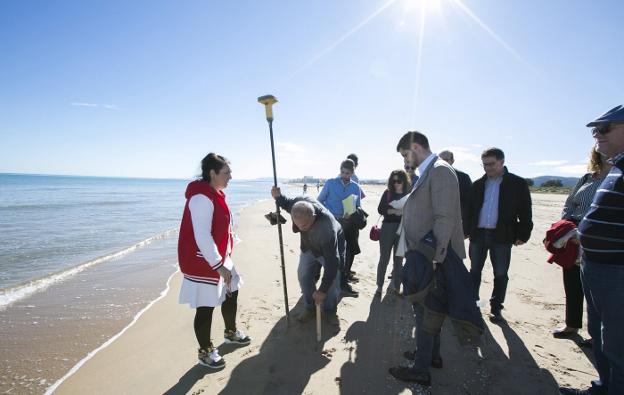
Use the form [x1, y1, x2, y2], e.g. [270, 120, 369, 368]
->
[51, 187, 596, 394]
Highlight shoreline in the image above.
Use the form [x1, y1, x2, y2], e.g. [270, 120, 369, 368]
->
[50, 189, 597, 394]
[0, 189, 286, 395]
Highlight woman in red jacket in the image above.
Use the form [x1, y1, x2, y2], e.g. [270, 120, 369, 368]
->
[178, 153, 250, 369]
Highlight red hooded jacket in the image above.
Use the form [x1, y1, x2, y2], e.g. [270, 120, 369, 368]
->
[543, 219, 578, 270]
[178, 180, 233, 285]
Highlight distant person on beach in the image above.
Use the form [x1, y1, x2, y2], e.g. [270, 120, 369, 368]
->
[559, 105, 624, 395]
[551, 147, 610, 343]
[303, 183, 308, 195]
[389, 131, 483, 387]
[316, 181, 320, 192]
[178, 153, 251, 369]
[347, 153, 360, 184]
[347, 153, 366, 199]
[375, 169, 409, 297]
[318, 159, 362, 298]
[467, 147, 533, 323]
[439, 150, 473, 237]
[271, 187, 344, 323]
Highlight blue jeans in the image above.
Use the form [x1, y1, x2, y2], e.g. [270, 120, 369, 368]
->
[298, 251, 341, 313]
[581, 260, 624, 394]
[469, 229, 512, 313]
[402, 250, 442, 374]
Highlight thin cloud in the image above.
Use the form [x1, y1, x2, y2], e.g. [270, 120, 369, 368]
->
[440, 146, 481, 163]
[555, 164, 587, 175]
[531, 160, 568, 166]
[71, 102, 98, 108]
[276, 142, 306, 155]
[70, 102, 119, 110]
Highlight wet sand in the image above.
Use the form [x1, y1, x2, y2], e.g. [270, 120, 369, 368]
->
[0, 236, 178, 394]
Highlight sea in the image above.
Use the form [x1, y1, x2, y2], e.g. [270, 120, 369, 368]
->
[0, 173, 296, 394]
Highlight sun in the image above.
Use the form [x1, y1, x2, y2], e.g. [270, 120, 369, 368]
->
[402, 0, 444, 13]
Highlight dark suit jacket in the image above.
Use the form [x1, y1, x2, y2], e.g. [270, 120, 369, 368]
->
[468, 167, 533, 244]
[454, 168, 473, 236]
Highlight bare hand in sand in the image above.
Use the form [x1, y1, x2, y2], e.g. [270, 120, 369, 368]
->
[217, 266, 232, 285]
[312, 290, 326, 306]
[271, 186, 281, 199]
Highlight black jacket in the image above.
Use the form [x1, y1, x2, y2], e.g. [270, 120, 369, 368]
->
[468, 167, 533, 244]
[455, 168, 473, 236]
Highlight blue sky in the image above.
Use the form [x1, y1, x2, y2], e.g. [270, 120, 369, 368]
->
[1, 0, 622, 181]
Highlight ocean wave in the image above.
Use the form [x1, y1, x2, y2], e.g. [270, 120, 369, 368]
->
[0, 200, 144, 210]
[0, 228, 179, 309]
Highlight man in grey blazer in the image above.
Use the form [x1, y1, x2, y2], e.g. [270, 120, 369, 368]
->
[388, 131, 471, 387]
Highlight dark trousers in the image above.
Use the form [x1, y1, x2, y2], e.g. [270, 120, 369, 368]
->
[563, 265, 584, 329]
[469, 229, 512, 313]
[194, 291, 238, 350]
[581, 260, 624, 394]
[402, 250, 442, 374]
[338, 218, 360, 288]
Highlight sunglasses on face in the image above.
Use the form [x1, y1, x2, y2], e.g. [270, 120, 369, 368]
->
[592, 123, 614, 135]
[392, 179, 403, 184]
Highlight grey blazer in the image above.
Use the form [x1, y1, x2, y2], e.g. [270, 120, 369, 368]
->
[402, 155, 466, 261]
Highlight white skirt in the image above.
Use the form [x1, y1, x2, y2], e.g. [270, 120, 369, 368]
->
[178, 257, 243, 308]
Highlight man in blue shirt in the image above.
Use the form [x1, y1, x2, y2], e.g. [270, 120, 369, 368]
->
[467, 148, 533, 323]
[318, 159, 362, 297]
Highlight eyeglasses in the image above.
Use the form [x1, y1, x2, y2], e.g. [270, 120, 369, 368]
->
[592, 124, 613, 135]
[392, 179, 403, 184]
[482, 161, 498, 168]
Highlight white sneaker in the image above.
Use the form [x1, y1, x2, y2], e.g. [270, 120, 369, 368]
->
[198, 347, 225, 369]
[224, 329, 251, 345]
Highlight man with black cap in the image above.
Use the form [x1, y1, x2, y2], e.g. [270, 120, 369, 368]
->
[559, 105, 624, 395]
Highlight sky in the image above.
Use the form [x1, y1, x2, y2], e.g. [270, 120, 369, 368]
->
[1, 0, 623, 181]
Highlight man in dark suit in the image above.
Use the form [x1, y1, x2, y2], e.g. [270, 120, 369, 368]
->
[467, 147, 533, 322]
[439, 150, 473, 236]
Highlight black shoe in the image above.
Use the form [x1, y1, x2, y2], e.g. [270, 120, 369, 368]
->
[402, 350, 443, 369]
[431, 357, 443, 369]
[341, 284, 359, 297]
[558, 387, 590, 395]
[388, 366, 431, 386]
[347, 274, 359, 283]
[403, 350, 416, 360]
[349, 270, 356, 275]
[552, 327, 579, 339]
[489, 311, 505, 323]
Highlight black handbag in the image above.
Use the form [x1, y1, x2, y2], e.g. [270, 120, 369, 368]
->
[349, 207, 369, 230]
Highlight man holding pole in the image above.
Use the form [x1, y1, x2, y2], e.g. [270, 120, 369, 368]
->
[271, 188, 345, 323]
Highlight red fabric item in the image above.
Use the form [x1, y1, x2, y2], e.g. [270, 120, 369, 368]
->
[543, 219, 578, 270]
[178, 180, 233, 285]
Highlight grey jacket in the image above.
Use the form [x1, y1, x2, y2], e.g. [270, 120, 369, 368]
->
[275, 195, 345, 292]
[403, 156, 466, 262]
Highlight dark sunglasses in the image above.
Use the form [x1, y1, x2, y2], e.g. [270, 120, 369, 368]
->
[592, 122, 622, 135]
[392, 179, 403, 184]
